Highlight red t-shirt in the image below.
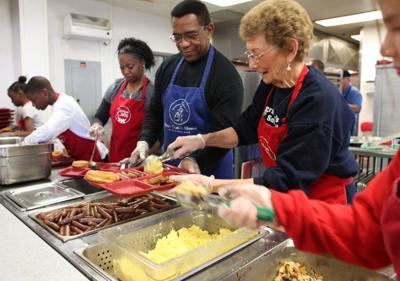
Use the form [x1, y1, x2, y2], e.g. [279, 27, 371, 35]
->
[271, 149, 400, 274]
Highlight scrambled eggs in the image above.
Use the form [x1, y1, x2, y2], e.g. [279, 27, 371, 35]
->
[144, 157, 163, 174]
[142, 225, 232, 264]
[175, 181, 208, 196]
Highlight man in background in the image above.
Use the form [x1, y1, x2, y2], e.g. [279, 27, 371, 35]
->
[342, 70, 363, 135]
[311, 59, 325, 74]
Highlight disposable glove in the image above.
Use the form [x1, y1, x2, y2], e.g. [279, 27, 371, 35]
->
[217, 184, 275, 229]
[128, 141, 149, 164]
[178, 157, 201, 174]
[89, 123, 104, 141]
[169, 173, 214, 195]
[167, 134, 206, 159]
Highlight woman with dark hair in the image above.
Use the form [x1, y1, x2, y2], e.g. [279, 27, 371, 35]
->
[90, 37, 158, 162]
[0, 76, 51, 137]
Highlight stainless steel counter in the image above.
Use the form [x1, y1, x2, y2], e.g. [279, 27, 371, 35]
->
[0, 169, 291, 281]
[1, 168, 395, 281]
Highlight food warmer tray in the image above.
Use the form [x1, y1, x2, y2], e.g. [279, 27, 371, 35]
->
[97, 207, 270, 281]
[223, 239, 392, 281]
[74, 207, 281, 281]
[3, 182, 85, 211]
[30, 193, 178, 242]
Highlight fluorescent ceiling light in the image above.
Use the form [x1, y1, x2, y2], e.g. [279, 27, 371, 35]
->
[202, 0, 253, 7]
[351, 34, 362, 41]
[315, 10, 382, 27]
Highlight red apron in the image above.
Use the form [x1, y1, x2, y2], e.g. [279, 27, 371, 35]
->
[17, 100, 30, 130]
[55, 93, 101, 161]
[257, 65, 348, 204]
[381, 177, 400, 276]
[108, 77, 148, 162]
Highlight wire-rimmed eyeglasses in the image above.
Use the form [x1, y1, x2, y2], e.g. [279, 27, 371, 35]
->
[170, 27, 205, 43]
[244, 47, 275, 63]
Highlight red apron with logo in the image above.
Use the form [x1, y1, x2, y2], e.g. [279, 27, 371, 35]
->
[108, 77, 148, 162]
[55, 93, 101, 161]
[257, 65, 348, 204]
[17, 100, 30, 130]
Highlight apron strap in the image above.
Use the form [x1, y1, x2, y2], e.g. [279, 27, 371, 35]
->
[168, 46, 215, 90]
[199, 46, 215, 90]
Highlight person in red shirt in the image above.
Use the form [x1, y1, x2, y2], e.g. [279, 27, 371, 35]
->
[214, 0, 400, 275]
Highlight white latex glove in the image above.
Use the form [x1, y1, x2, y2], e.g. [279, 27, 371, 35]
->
[217, 184, 274, 229]
[167, 134, 206, 159]
[178, 157, 201, 174]
[127, 141, 149, 164]
[89, 123, 104, 141]
[169, 173, 214, 193]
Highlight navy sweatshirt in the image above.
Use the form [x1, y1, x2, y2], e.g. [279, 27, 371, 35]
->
[234, 67, 358, 193]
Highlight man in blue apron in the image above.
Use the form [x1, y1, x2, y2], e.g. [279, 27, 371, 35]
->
[129, 0, 243, 179]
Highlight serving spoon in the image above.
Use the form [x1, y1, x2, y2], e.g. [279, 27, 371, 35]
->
[88, 135, 99, 170]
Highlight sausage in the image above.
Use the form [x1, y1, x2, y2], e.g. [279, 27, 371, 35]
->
[61, 213, 84, 225]
[71, 220, 90, 231]
[60, 225, 66, 236]
[113, 210, 118, 223]
[44, 220, 60, 231]
[70, 226, 83, 235]
[94, 218, 109, 229]
[65, 224, 71, 236]
[79, 217, 104, 224]
[115, 207, 137, 213]
[97, 207, 112, 219]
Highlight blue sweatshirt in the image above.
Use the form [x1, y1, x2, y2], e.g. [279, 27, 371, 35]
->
[234, 67, 358, 193]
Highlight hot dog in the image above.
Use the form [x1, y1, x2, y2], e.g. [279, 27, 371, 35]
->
[84, 170, 120, 183]
[72, 160, 89, 168]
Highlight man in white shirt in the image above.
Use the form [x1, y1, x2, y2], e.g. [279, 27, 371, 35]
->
[24, 76, 107, 160]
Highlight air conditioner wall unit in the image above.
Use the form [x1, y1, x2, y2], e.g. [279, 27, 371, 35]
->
[64, 13, 112, 42]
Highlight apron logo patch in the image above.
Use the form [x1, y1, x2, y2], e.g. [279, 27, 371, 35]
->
[115, 105, 131, 124]
[259, 136, 276, 161]
[263, 106, 280, 127]
[169, 99, 191, 125]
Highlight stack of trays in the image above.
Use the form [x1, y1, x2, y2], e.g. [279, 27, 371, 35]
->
[0, 108, 14, 130]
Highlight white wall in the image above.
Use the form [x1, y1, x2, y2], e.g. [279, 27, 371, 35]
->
[0, 0, 15, 108]
[19, 0, 49, 77]
[358, 23, 386, 131]
[47, 0, 176, 96]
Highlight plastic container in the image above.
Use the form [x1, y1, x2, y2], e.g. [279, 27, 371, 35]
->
[100, 207, 260, 281]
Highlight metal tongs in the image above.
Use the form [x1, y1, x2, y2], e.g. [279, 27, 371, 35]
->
[176, 185, 275, 222]
[143, 149, 175, 165]
[88, 135, 99, 170]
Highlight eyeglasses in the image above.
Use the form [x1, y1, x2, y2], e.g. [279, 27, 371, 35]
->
[170, 27, 205, 43]
[244, 46, 275, 63]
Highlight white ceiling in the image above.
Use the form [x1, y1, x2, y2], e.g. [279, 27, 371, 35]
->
[95, 0, 381, 43]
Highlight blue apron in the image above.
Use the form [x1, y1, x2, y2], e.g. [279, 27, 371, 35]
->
[162, 47, 233, 179]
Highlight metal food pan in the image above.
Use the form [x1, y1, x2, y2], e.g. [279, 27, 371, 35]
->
[226, 240, 392, 281]
[100, 207, 267, 281]
[0, 142, 53, 185]
[29, 193, 177, 242]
